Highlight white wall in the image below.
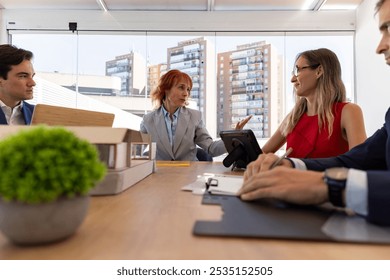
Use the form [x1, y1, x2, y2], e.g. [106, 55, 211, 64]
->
[1, 10, 355, 34]
[356, 0, 390, 135]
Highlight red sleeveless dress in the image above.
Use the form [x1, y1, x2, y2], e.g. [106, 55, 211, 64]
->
[286, 102, 349, 158]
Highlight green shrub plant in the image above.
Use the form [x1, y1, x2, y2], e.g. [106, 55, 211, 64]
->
[0, 126, 106, 203]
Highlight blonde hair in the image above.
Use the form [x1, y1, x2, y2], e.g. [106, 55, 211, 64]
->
[150, 69, 192, 109]
[281, 48, 346, 137]
[375, 0, 386, 14]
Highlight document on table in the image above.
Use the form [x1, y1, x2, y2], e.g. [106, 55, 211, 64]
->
[182, 173, 243, 196]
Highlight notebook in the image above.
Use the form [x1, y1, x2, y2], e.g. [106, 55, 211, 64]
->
[31, 104, 115, 127]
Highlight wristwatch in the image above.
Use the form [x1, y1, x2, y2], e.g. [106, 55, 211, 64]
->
[324, 167, 349, 207]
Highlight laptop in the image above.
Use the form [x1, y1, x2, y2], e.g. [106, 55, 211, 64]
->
[31, 104, 115, 127]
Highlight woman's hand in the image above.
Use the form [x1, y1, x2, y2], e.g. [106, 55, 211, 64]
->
[235, 115, 252, 130]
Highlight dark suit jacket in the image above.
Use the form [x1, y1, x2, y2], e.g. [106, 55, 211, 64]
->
[140, 106, 226, 161]
[302, 108, 390, 225]
[0, 101, 35, 125]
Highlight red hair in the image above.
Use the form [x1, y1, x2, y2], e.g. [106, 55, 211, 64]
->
[151, 69, 192, 108]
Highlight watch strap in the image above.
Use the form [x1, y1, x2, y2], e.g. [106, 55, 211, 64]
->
[325, 177, 346, 207]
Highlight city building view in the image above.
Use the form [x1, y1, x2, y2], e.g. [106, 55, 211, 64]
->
[35, 36, 284, 139]
[106, 52, 146, 97]
[217, 41, 283, 138]
[12, 32, 354, 140]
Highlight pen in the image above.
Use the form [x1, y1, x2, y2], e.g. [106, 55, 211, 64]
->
[270, 147, 293, 169]
[156, 161, 190, 167]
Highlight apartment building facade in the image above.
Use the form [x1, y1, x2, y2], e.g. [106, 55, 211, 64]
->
[106, 52, 146, 97]
[167, 37, 217, 136]
[217, 41, 283, 138]
[147, 63, 167, 98]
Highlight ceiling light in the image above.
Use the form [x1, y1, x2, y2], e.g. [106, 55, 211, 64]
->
[313, 0, 327, 10]
[302, 0, 327, 10]
[96, 0, 108, 12]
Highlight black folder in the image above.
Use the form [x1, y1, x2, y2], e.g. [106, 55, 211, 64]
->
[193, 194, 390, 244]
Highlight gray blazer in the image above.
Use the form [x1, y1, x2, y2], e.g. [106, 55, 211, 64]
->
[140, 107, 226, 161]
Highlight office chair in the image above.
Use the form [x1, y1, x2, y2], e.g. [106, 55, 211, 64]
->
[196, 147, 213, 162]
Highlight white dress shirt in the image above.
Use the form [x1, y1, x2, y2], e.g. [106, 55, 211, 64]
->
[0, 100, 25, 125]
[290, 158, 368, 216]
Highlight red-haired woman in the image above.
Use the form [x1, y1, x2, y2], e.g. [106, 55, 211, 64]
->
[140, 69, 250, 161]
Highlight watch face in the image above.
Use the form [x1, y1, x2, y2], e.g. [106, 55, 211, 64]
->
[326, 167, 348, 180]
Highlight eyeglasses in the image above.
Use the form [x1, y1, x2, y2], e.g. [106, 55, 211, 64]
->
[291, 64, 320, 77]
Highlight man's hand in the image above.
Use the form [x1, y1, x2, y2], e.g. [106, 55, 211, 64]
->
[239, 167, 327, 206]
[244, 153, 293, 181]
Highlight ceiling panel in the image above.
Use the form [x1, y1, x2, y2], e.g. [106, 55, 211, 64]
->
[0, 0, 363, 11]
[105, 0, 209, 11]
[322, 0, 362, 9]
[213, 0, 310, 11]
[0, 0, 99, 10]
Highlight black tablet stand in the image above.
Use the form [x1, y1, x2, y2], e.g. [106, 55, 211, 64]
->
[222, 138, 249, 170]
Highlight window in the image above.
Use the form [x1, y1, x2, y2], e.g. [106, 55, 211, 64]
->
[11, 31, 354, 138]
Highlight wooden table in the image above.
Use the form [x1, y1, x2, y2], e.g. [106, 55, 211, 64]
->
[1, 162, 389, 260]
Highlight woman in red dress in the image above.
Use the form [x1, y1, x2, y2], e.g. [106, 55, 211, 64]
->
[262, 48, 367, 158]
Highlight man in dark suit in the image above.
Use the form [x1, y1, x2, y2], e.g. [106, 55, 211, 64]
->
[239, 0, 390, 226]
[0, 44, 35, 125]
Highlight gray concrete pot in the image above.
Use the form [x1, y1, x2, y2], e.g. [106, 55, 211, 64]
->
[0, 195, 90, 245]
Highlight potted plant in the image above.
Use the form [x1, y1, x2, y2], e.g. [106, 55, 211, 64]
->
[0, 125, 106, 245]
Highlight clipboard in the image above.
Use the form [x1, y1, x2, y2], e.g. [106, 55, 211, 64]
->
[205, 175, 243, 196]
[193, 194, 390, 243]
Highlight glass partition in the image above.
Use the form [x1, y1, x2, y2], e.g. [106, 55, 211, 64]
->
[10, 30, 354, 138]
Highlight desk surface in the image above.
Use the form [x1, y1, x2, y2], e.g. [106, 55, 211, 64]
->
[1, 162, 390, 260]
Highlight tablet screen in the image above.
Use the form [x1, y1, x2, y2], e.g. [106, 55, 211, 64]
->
[219, 129, 262, 169]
